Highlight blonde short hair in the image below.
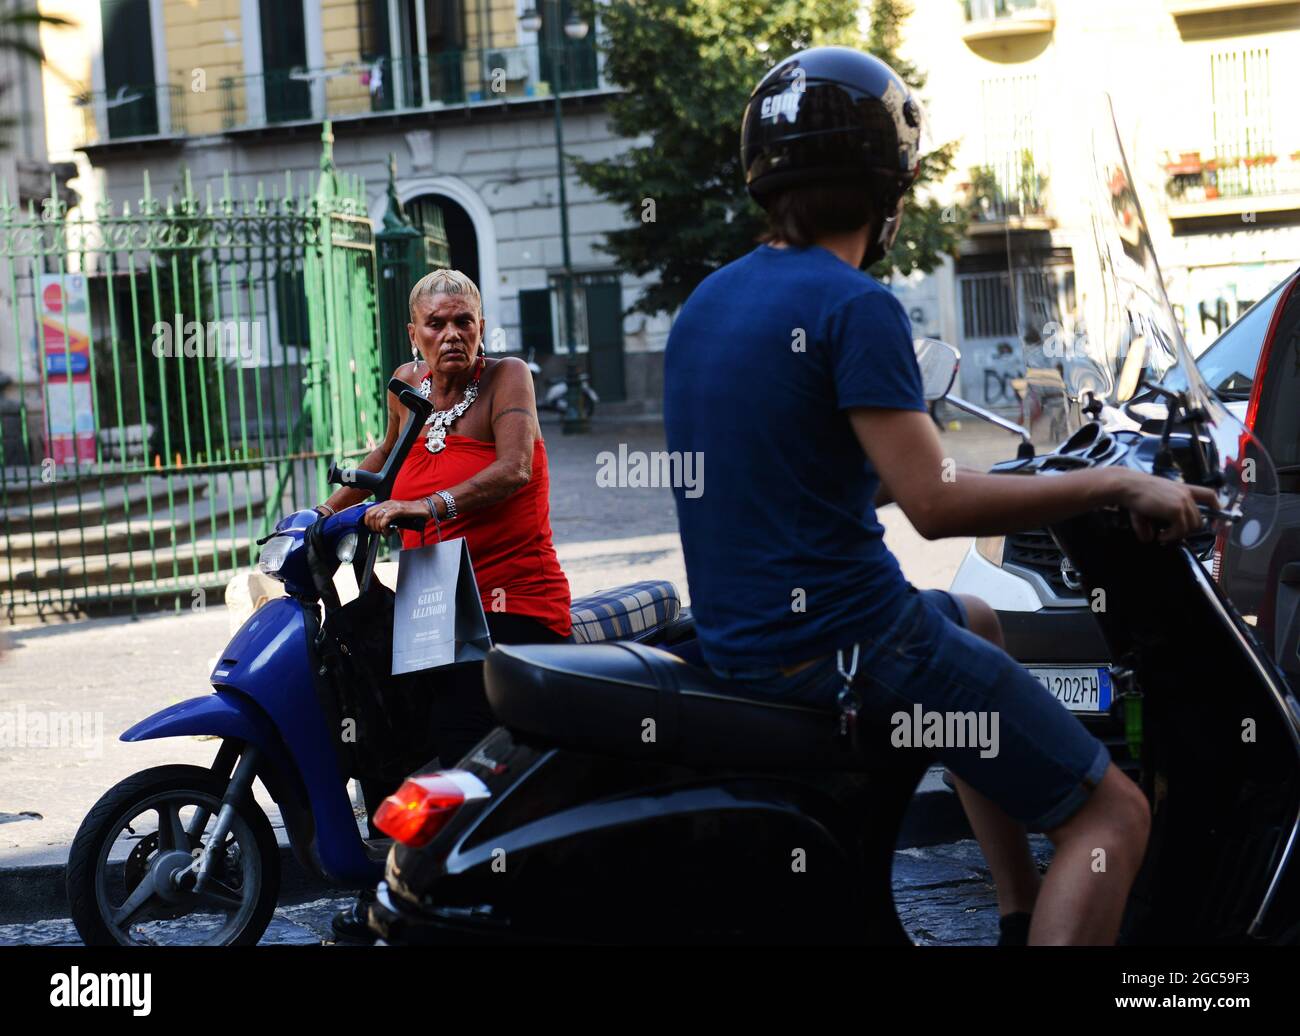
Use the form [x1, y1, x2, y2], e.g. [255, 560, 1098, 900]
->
[408, 268, 483, 321]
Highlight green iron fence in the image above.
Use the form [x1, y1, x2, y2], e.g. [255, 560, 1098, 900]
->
[0, 123, 383, 619]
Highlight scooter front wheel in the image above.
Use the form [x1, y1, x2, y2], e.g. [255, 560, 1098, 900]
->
[66, 765, 280, 946]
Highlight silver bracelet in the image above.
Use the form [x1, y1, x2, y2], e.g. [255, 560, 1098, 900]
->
[423, 495, 440, 526]
[435, 489, 457, 520]
[315, 503, 336, 518]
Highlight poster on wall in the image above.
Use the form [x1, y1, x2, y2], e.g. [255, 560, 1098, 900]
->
[39, 273, 96, 465]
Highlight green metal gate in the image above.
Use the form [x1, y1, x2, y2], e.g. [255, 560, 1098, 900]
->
[0, 123, 382, 618]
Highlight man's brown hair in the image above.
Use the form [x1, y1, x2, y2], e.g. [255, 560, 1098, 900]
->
[761, 181, 883, 249]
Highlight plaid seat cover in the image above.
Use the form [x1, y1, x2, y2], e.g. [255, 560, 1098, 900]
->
[568, 580, 681, 644]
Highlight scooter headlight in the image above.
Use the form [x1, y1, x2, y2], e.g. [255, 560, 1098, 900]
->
[336, 531, 358, 565]
[257, 535, 295, 576]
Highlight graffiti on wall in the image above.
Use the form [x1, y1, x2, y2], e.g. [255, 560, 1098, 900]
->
[960, 339, 1026, 411]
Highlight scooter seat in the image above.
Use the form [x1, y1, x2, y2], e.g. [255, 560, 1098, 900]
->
[483, 641, 873, 770]
[568, 580, 680, 644]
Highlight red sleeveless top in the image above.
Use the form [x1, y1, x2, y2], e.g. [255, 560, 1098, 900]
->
[391, 433, 572, 637]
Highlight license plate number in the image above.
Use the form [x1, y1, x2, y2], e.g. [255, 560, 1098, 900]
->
[1027, 666, 1112, 714]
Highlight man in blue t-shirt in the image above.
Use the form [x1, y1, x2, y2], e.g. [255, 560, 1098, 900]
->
[664, 47, 1217, 945]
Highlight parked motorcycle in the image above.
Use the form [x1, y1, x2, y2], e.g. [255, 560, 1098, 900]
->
[66, 378, 685, 946]
[367, 102, 1300, 945]
[525, 349, 599, 418]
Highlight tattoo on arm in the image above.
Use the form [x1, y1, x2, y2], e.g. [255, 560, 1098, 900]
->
[493, 407, 533, 422]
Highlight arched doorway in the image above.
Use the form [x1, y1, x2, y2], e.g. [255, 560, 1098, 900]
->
[369, 175, 499, 334]
[407, 194, 479, 290]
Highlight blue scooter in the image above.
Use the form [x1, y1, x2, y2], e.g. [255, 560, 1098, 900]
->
[65, 379, 687, 945]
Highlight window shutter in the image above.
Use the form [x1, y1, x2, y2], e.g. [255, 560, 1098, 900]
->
[519, 289, 554, 357]
[100, 0, 158, 137]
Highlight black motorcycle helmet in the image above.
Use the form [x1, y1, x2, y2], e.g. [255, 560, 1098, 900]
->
[741, 46, 924, 265]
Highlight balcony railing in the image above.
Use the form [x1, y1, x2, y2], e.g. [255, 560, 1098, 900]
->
[962, 0, 1055, 42]
[220, 46, 603, 132]
[1165, 149, 1300, 218]
[962, 155, 1052, 232]
[73, 83, 187, 147]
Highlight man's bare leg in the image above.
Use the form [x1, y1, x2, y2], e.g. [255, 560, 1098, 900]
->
[950, 593, 1151, 944]
[950, 593, 1041, 918]
[1032, 763, 1150, 944]
[948, 772, 1040, 916]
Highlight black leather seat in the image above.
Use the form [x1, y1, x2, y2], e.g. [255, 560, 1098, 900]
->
[483, 641, 876, 770]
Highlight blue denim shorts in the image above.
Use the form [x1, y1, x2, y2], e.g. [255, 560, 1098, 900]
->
[711, 587, 1111, 831]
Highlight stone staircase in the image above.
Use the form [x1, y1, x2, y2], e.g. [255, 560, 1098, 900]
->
[0, 465, 279, 616]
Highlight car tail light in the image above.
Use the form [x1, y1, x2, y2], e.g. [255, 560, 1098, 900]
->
[373, 771, 489, 848]
[1243, 276, 1297, 435]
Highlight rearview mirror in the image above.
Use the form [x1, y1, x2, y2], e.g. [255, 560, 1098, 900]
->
[914, 338, 960, 403]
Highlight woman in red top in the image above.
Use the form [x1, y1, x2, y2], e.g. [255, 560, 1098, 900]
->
[314, 268, 571, 764]
[316, 269, 571, 941]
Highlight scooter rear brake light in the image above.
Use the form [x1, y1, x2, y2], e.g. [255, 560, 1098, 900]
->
[373, 771, 490, 848]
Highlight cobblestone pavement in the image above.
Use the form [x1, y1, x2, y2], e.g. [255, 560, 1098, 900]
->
[894, 836, 1055, 946]
[0, 836, 1054, 946]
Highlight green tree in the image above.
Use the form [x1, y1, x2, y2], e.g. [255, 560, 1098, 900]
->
[572, 0, 965, 316]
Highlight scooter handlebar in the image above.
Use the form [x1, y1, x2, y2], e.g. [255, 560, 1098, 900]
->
[387, 514, 428, 533]
[327, 460, 382, 492]
[325, 379, 434, 500]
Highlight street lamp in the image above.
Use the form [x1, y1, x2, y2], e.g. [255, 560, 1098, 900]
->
[564, 12, 589, 40]
[521, 1, 590, 433]
[520, 5, 589, 39]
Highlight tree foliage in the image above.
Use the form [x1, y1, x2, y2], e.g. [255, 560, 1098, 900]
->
[572, 0, 966, 316]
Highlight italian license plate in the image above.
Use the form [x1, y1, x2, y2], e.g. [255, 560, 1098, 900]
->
[1027, 666, 1112, 714]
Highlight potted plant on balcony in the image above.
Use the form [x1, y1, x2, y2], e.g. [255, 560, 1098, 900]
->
[1016, 148, 1048, 216]
[967, 165, 1003, 220]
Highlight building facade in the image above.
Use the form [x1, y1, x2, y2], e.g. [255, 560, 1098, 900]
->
[33, 0, 671, 412]
[25, 0, 1300, 420]
[895, 0, 1300, 411]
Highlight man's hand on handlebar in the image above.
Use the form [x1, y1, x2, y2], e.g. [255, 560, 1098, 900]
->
[1109, 468, 1221, 545]
[363, 499, 429, 534]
